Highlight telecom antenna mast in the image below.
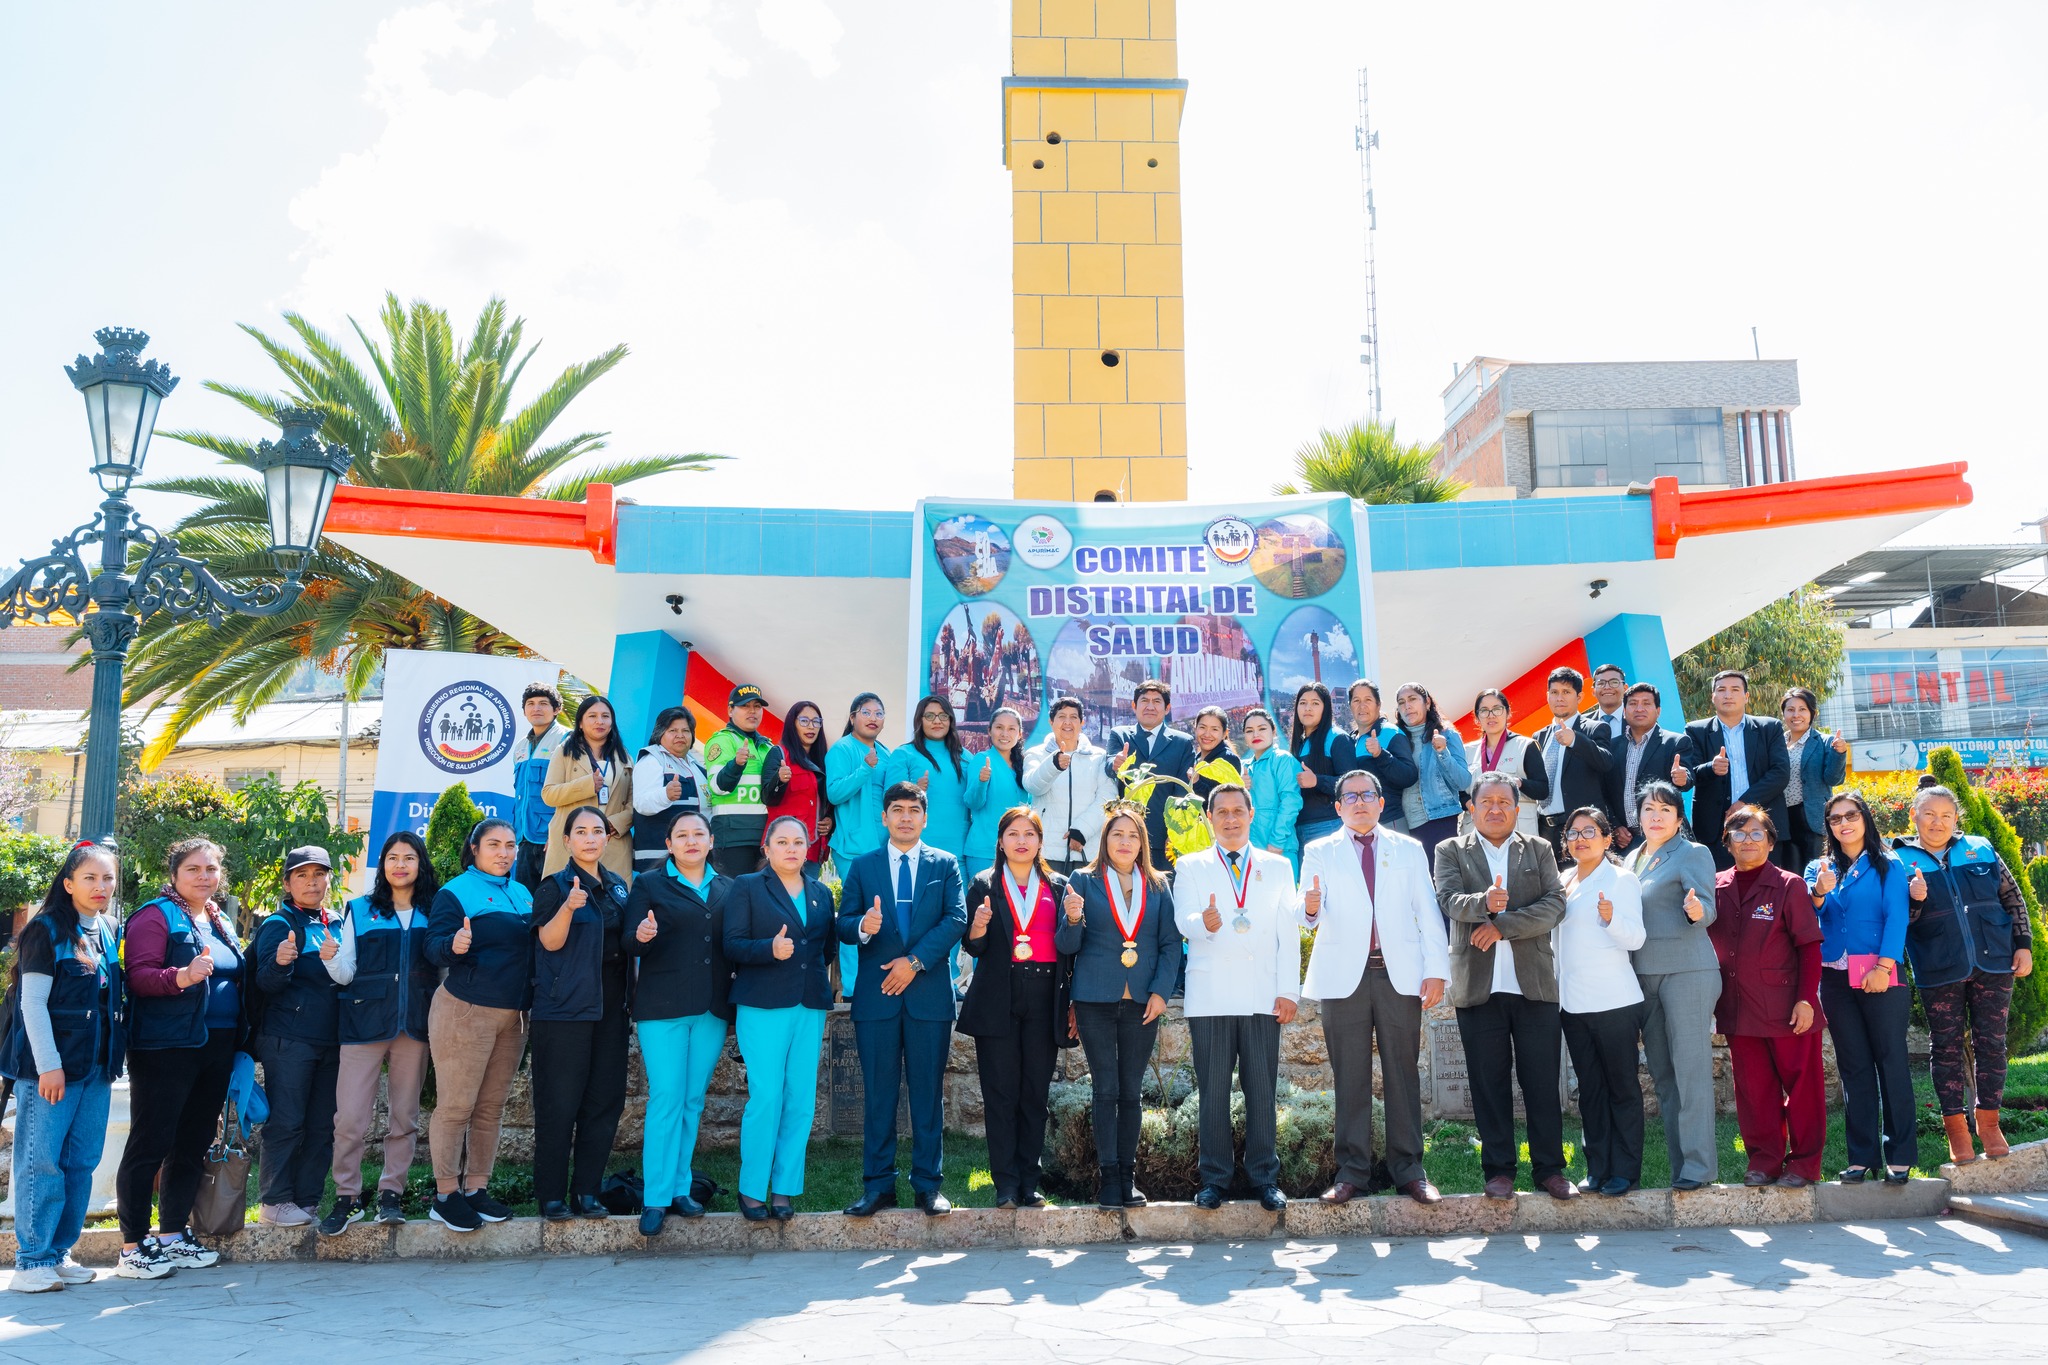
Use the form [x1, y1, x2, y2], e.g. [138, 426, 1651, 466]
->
[1355, 67, 1383, 423]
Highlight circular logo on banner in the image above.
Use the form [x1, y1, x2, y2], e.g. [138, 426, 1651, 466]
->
[933, 514, 1013, 597]
[1203, 516, 1257, 565]
[418, 682, 516, 775]
[1013, 513, 1073, 569]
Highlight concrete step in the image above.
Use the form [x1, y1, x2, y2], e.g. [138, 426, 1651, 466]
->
[1947, 1192, 2048, 1240]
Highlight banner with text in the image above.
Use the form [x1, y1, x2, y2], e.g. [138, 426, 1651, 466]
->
[908, 495, 1378, 751]
[367, 650, 565, 859]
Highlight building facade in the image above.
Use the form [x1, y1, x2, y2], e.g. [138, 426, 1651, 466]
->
[1436, 357, 1801, 497]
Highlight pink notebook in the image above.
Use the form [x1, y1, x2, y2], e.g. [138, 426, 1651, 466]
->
[1846, 954, 1893, 988]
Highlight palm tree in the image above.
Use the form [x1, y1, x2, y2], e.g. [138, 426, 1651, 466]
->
[126, 294, 724, 764]
[1273, 419, 1465, 504]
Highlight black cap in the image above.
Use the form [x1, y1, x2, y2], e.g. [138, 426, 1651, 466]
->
[729, 684, 765, 707]
[283, 845, 333, 875]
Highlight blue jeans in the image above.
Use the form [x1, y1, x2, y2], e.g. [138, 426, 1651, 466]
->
[636, 1013, 729, 1207]
[11, 1070, 113, 1269]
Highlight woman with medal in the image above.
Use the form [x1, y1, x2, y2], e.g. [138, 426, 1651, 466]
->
[958, 806, 1077, 1208]
[1055, 803, 1181, 1209]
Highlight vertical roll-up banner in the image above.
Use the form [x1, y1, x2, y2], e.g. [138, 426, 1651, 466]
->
[366, 650, 565, 858]
[909, 496, 1377, 750]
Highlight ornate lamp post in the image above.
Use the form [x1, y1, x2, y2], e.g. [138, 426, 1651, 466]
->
[0, 328, 354, 844]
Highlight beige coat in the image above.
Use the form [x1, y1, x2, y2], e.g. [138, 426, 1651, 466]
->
[541, 746, 635, 877]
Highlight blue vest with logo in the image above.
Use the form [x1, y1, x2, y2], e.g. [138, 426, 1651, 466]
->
[531, 866, 632, 1023]
[125, 897, 210, 1050]
[1897, 835, 2019, 987]
[2, 916, 124, 1083]
[252, 905, 342, 1047]
[338, 895, 438, 1045]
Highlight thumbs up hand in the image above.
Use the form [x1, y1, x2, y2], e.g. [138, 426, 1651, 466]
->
[1711, 748, 1730, 777]
[970, 902, 994, 937]
[1363, 732, 1383, 757]
[1909, 865, 1928, 902]
[178, 946, 215, 988]
[771, 924, 794, 961]
[1670, 754, 1689, 786]
[452, 917, 474, 956]
[1683, 887, 1705, 923]
[319, 930, 340, 961]
[1303, 875, 1322, 920]
[865, 745, 879, 768]
[1485, 875, 1509, 915]
[275, 932, 300, 966]
[1295, 767, 1317, 789]
[637, 908, 659, 943]
[861, 895, 884, 937]
[978, 759, 992, 783]
[1814, 861, 1838, 896]
[917, 770, 930, 792]
[564, 880, 589, 912]
[1597, 892, 1614, 925]
[1202, 892, 1223, 934]
[1830, 732, 1849, 755]
[1064, 882, 1085, 923]
[1432, 731, 1448, 753]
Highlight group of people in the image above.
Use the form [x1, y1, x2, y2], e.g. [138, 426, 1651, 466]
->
[5, 664, 2035, 1294]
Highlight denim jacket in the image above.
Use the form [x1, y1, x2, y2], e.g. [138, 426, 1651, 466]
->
[1399, 722, 1472, 827]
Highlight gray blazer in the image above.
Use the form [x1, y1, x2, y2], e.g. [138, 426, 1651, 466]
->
[1627, 837, 1719, 975]
[1433, 830, 1567, 1008]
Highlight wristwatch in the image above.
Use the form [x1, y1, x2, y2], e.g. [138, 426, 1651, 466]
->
[907, 956, 926, 974]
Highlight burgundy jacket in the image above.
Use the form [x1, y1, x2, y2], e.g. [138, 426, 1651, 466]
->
[1708, 861, 1822, 1037]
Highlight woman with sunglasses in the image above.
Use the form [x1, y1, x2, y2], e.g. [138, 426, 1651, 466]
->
[1624, 780, 1720, 1189]
[1808, 790, 1916, 1183]
[1710, 805, 1825, 1188]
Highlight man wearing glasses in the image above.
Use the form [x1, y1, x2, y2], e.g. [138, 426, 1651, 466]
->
[1433, 772, 1573, 1201]
[1299, 770, 1449, 1206]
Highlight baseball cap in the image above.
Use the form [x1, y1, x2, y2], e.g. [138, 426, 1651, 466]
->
[730, 684, 766, 707]
[283, 845, 333, 875]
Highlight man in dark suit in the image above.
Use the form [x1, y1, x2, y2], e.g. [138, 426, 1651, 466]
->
[1434, 772, 1573, 1202]
[1530, 666, 1618, 862]
[1679, 669, 1791, 870]
[1106, 679, 1194, 872]
[1612, 682, 1695, 852]
[1581, 663, 1629, 744]
[835, 781, 968, 1216]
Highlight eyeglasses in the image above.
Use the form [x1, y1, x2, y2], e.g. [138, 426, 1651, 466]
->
[1725, 829, 1770, 844]
[1825, 810, 1862, 827]
[855, 707, 886, 719]
[1476, 706, 1508, 718]
[1337, 791, 1381, 807]
[1564, 827, 1602, 843]
[920, 711, 947, 723]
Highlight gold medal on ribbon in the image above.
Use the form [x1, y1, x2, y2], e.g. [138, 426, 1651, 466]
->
[1004, 868, 1042, 966]
[1013, 936, 1034, 961]
[1107, 870, 1146, 972]
[1121, 941, 1139, 968]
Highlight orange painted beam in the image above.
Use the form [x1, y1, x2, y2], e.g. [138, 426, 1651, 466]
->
[1448, 638, 1592, 737]
[1652, 461, 1971, 559]
[325, 483, 619, 565]
[684, 650, 785, 744]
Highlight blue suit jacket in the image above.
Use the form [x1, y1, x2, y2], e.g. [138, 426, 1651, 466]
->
[1054, 868, 1182, 1005]
[836, 845, 968, 1023]
[722, 870, 836, 1012]
[1790, 730, 1850, 832]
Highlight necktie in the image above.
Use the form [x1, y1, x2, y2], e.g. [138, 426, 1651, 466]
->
[1358, 835, 1382, 964]
[1544, 729, 1566, 812]
[1226, 849, 1240, 872]
[895, 851, 914, 941]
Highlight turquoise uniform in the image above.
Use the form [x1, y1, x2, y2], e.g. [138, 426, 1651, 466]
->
[961, 748, 1031, 878]
[885, 743, 970, 857]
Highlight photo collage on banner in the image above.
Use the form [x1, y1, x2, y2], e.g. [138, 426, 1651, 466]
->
[910, 497, 1378, 751]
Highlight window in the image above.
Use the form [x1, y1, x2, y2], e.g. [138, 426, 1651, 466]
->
[1960, 648, 2048, 735]
[1531, 408, 1723, 488]
[1847, 649, 1947, 740]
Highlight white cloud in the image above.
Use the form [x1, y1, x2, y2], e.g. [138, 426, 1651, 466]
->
[756, 0, 843, 78]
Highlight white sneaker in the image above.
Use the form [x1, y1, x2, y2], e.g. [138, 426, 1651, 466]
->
[53, 1257, 95, 1284]
[258, 1203, 314, 1227]
[115, 1243, 175, 1280]
[9, 1266, 63, 1294]
[153, 1236, 220, 1269]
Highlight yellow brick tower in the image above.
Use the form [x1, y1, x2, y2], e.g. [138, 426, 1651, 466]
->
[1008, 0, 1187, 503]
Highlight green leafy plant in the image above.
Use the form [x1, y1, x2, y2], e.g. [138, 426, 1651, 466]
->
[0, 830, 70, 912]
[232, 775, 364, 916]
[424, 782, 487, 883]
[1927, 747, 2048, 1050]
[1673, 584, 1844, 720]
[1274, 419, 1464, 504]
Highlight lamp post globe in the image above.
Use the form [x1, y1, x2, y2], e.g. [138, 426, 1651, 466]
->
[65, 327, 179, 494]
[252, 407, 356, 558]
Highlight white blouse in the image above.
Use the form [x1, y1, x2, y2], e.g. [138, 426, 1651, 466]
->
[1554, 860, 1648, 1015]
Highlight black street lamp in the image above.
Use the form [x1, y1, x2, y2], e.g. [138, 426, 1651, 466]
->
[0, 328, 355, 844]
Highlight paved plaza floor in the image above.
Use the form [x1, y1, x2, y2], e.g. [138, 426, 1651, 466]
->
[4, 1216, 2043, 1363]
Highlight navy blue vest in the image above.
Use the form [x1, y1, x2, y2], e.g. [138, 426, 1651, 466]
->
[1899, 835, 2019, 987]
[531, 866, 631, 1023]
[125, 897, 210, 1051]
[338, 896, 437, 1045]
[2, 916, 124, 1083]
[251, 905, 341, 1047]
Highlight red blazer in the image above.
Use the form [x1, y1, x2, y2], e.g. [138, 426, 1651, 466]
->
[1709, 860, 1822, 1037]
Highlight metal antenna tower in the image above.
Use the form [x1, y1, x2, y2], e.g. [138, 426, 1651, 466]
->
[1355, 67, 1383, 424]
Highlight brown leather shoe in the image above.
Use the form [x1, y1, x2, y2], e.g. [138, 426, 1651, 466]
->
[1319, 1182, 1360, 1205]
[1398, 1179, 1442, 1206]
[1483, 1175, 1514, 1201]
[1538, 1174, 1579, 1201]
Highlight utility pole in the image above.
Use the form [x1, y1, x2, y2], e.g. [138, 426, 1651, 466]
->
[1356, 67, 1384, 424]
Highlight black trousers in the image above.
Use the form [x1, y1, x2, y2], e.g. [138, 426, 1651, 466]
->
[515, 840, 548, 893]
[255, 1034, 340, 1207]
[1074, 999, 1159, 1168]
[710, 845, 761, 879]
[1780, 807, 1822, 873]
[1189, 1013, 1282, 1189]
[1456, 992, 1566, 1183]
[1536, 813, 1572, 867]
[974, 966, 1060, 1199]
[529, 985, 632, 1204]
[1561, 1002, 1645, 1187]
[116, 1027, 239, 1242]
[1822, 972, 1919, 1170]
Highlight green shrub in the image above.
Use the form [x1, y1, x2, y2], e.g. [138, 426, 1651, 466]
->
[0, 830, 70, 912]
[424, 783, 487, 883]
[114, 772, 240, 902]
[1928, 747, 2048, 1051]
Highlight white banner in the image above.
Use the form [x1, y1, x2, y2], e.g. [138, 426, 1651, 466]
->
[366, 651, 563, 859]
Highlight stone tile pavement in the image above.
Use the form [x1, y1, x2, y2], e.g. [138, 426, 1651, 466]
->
[5, 1215, 2045, 1364]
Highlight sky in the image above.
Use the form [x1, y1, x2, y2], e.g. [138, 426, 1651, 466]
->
[3, 0, 2044, 563]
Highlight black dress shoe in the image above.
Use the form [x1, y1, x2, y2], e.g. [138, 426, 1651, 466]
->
[738, 1196, 771, 1223]
[638, 1207, 665, 1236]
[1015, 1189, 1045, 1208]
[1121, 1172, 1147, 1209]
[996, 1193, 1017, 1210]
[540, 1200, 572, 1222]
[771, 1199, 795, 1222]
[844, 1189, 898, 1218]
[1599, 1178, 1635, 1198]
[1884, 1167, 1912, 1185]
[1671, 1178, 1706, 1191]
[1836, 1166, 1870, 1184]
[573, 1195, 609, 1220]
[670, 1194, 705, 1219]
[914, 1191, 952, 1216]
[1258, 1185, 1287, 1211]
[1193, 1186, 1225, 1210]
